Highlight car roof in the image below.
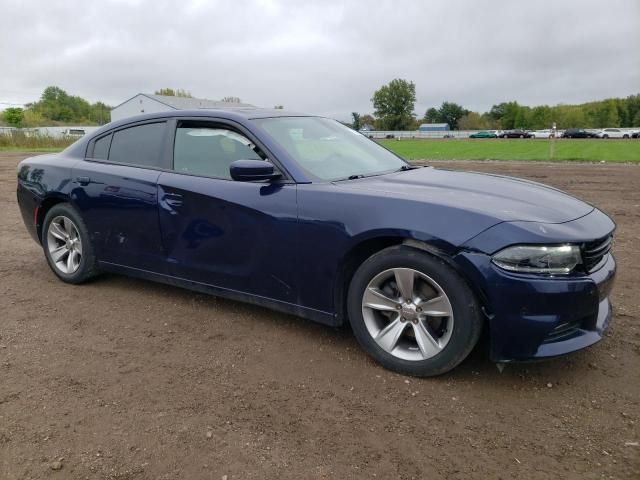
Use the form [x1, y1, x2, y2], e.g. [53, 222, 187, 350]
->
[112, 108, 312, 127]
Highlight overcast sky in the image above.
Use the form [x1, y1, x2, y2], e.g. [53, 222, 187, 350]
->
[1, 0, 638, 120]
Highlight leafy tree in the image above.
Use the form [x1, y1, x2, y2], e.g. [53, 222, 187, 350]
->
[458, 111, 490, 130]
[437, 102, 469, 130]
[530, 105, 553, 130]
[351, 112, 362, 130]
[360, 114, 376, 128]
[488, 103, 507, 123]
[2, 107, 24, 127]
[20, 86, 111, 126]
[423, 107, 440, 123]
[599, 100, 620, 127]
[155, 88, 192, 97]
[513, 107, 531, 129]
[90, 102, 110, 125]
[498, 102, 523, 129]
[221, 96, 242, 103]
[625, 94, 640, 126]
[556, 105, 587, 128]
[21, 109, 46, 127]
[371, 78, 416, 130]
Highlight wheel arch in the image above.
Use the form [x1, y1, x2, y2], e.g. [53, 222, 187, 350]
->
[36, 194, 72, 243]
[333, 235, 404, 325]
[333, 235, 489, 327]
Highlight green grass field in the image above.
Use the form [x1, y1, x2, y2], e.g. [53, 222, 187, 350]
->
[380, 139, 640, 163]
[2, 137, 638, 163]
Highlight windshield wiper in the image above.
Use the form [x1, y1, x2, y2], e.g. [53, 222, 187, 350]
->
[335, 169, 407, 182]
[397, 164, 417, 172]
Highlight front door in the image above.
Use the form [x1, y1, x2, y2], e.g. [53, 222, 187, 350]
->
[157, 120, 298, 304]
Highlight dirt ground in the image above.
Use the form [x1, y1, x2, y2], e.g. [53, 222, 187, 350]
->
[1, 151, 638, 480]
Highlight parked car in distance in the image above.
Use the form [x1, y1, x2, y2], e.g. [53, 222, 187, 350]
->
[595, 128, 630, 139]
[500, 129, 531, 138]
[632, 130, 640, 139]
[529, 129, 553, 139]
[469, 131, 497, 138]
[562, 128, 595, 139]
[16, 109, 617, 377]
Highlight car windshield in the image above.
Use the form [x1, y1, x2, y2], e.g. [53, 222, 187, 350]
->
[254, 117, 407, 181]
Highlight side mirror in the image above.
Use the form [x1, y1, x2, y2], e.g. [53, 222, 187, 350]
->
[229, 160, 281, 182]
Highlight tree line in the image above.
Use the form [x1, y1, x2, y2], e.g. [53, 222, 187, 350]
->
[0, 86, 251, 128]
[354, 78, 640, 131]
[3, 82, 639, 131]
[1, 86, 111, 127]
[0, 86, 199, 127]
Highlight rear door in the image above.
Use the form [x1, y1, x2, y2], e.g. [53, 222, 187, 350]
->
[156, 119, 299, 304]
[72, 120, 170, 272]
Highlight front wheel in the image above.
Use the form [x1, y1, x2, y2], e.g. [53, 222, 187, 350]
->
[347, 246, 483, 376]
[42, 203, 99, 284]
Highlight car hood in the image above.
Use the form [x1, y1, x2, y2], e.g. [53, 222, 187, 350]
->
[334, 167, 593, 224]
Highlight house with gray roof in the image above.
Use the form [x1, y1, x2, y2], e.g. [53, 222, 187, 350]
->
[110, 93, 254, 121]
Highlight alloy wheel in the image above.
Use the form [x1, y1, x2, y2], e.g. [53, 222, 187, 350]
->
[361, 268, 454, 361]
[47, 215, 83, 274]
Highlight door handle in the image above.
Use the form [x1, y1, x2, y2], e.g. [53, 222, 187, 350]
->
[163, 192, 183, 208]
[76, 176, 91, 186]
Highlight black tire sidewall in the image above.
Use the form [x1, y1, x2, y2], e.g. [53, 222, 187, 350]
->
[347, 246, 483, 377]
[42, 203, 97, 284]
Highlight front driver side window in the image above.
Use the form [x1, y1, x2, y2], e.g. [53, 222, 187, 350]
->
[173, 124, 263, 179]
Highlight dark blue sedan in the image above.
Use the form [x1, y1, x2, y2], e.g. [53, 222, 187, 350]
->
[16, 109, 616, 376]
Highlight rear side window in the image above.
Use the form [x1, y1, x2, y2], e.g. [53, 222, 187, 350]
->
[91, 134, 111, 160]
[108, 122, 166, 168]
[173, 125, 262, 179]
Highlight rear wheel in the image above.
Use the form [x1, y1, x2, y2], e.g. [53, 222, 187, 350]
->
[623, 134, 629, 139]
[347, 246, 483, 376]
[42, 203, 99, 284]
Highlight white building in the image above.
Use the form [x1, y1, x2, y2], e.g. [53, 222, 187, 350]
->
[110, 93, 254, 122]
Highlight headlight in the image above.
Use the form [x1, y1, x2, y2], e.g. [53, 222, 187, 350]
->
[492, 245, 582, 275]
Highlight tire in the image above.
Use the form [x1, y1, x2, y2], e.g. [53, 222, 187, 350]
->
[42, 203, 99, 284]
[347, 245, 483, 377]
[603, 135, 609, 139]
[623, 134, 629, 139]
[519, 134, 524, 138]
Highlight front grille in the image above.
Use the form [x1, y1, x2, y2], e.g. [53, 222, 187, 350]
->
[582, 235, 613, 272]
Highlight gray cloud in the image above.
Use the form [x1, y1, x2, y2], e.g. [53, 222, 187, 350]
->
[1, 0, 638, 120]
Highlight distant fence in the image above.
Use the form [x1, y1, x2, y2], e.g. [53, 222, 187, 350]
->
[0, 126, 100, 139]
[363, 128, 639, 139]
[363, 130, 478, 139]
